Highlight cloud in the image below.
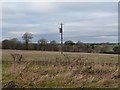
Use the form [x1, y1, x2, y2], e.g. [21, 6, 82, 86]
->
[2, 2, 118, 43]
[25, 2, 56, 13]
[9, 31, 39, 35]
[92, 12, 117, 18]
[1, 0, 119, 2]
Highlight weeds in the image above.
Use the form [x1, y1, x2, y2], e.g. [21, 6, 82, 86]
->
[2, 50, 119, 88]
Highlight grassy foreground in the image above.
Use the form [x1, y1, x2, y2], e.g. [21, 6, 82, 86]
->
[2, 50, 119, 88]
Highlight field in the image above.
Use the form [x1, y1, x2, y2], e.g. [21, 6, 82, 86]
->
[2, 50, 119, 88]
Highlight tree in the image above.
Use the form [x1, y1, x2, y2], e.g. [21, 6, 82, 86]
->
[50, 40, 57, 45]
[0, 43, 2, 49]
[75, 41, 84, 52]
[9, 38, 18, 49]
[100, 45, 111, 53]
[2, 39, 9, 49]
[2, 38, 19, 49]
[64, 40, 75, 45]
[16, 41, 22, 50]
[38, 38, 48, 51]
[76, 41, 83, 45]
[94, 45, 102, 53]
[64, 40, 75, 52]
[38, 38, 47, 44]
[49, 40, 59, 51]
[113, 45, 120, 54]
[22, 32, 33, 50]
[86, 45, 94, 53]
[90, 44, 95, 49]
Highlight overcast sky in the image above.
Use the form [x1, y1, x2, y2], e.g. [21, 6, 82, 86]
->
[2, 2, 118, 43]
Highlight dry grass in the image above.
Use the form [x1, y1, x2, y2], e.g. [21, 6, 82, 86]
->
[2, 50, 119, 88]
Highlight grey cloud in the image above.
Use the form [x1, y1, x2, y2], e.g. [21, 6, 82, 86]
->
[2, 2, 118, 43]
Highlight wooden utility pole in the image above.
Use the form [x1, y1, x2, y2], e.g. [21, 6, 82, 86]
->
[59, 23, 63, 54]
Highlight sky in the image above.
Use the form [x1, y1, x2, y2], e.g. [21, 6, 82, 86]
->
[1, 1, 118, 43]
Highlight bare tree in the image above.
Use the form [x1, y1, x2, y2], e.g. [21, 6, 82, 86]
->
[22, 32, 33, 50]
[11, 53, 23, 62]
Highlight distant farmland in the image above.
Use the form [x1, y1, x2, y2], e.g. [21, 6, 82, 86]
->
[2, 50, 119, 88]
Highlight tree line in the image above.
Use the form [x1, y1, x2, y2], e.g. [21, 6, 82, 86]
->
[1, 32, 120, 54]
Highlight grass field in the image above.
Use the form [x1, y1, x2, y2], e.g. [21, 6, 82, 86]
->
[2, 50, 119, 88]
